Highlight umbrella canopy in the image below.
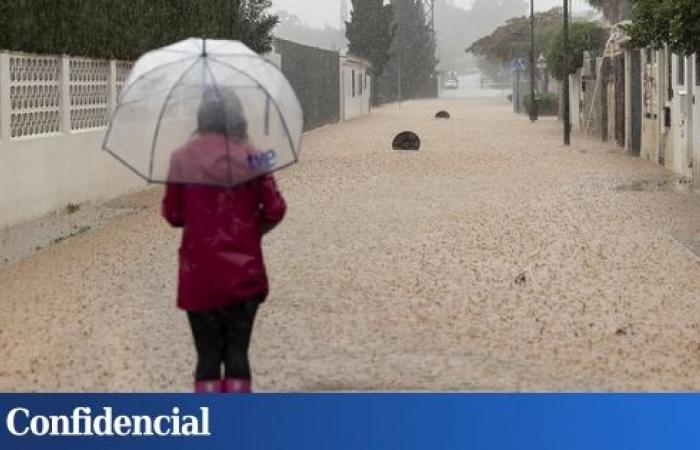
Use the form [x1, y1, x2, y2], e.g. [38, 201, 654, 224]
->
[103, 38, 303, 188]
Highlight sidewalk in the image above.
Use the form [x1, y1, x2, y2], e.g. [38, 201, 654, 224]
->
[2, 97, 700, 392]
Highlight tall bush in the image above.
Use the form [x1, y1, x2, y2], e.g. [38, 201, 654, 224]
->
[346, 0, 395, 105]
[467, 8, 564, 70]
[524, 92, 558, 116]
[624, 0, 700, 56]
[383, 0, 438, 101]
[546, 21, 607, 80]
[0, 0, 278, 59]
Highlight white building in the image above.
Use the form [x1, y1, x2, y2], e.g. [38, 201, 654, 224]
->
[640, 47, 700, 183]
[340, 55, 371, 121]
[667, 51, 699, 179]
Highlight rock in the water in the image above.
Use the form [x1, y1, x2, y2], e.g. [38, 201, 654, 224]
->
[392, 131, 421, 151]
[435, 110, 450, 119]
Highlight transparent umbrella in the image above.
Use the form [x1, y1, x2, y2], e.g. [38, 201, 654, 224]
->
[103, 38, 303, 188]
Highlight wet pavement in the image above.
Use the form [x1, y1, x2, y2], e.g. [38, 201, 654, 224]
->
[3, 97, 700, 392]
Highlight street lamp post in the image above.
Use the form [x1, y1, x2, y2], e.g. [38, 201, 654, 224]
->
[563, 0, 571, 145]
[529, 0, 538, 122]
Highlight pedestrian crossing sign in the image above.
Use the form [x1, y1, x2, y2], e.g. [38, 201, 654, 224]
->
[511, 58, 527, 72]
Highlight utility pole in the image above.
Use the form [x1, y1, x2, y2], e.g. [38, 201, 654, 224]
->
[529, 0, 538, 122]
[422, 0, 438, 98]
[422, 0, 435, 32]
[689, 54, 698, 191]
[340, 0, 349, 31]
[514, 68, 522, 114]
[563, 0, 571, 145]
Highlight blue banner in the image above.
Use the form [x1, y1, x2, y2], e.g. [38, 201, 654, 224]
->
[1, 394, 699, 450]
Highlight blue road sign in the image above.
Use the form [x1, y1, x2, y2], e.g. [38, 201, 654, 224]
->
[511, 58, 527, 72]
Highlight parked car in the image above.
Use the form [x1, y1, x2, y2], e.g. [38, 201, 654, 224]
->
[445, 78, 459, 90]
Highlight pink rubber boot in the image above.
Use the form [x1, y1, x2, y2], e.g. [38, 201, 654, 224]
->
[223, 378, 252, 393]
[195, 380, 224, 393]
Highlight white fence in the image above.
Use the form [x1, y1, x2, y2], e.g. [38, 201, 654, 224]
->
[0, 51, 140, 229]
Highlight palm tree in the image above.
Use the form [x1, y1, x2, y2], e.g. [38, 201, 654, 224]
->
[586, 0, 632, 24]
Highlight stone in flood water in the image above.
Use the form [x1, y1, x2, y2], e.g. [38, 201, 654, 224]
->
[392, 131, 421, 151]
[435, 110, 450, 119]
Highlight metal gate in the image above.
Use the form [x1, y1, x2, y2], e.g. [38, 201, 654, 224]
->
[629, 50, 642, 156]
[614, 54, 626, 147]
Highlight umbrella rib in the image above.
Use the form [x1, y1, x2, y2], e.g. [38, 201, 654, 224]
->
[208, 56, 299, 161]
[206, 52, 256, 57]
[264, 93, 270, 136]
[115, 82, 259, 109]
[201, 58, 236, 187]
[161, 48, 199, 55]
[107, 159, 299, 190]
[102, 144, 153, 183]
[102, 56, 198, 154]
[147, 58, 202, 181]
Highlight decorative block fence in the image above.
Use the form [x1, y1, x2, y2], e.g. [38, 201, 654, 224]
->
[0, 51, 140, 229]
[0, 52, 133, 141]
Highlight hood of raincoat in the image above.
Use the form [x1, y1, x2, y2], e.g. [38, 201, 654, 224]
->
[167, 133, 270, 186]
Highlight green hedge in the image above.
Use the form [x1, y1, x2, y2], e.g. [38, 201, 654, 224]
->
[0, 0, 277, 60]
[524, 92, 559, 117]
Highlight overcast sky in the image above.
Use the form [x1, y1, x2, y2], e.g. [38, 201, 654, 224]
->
[271, 0, 593, 28]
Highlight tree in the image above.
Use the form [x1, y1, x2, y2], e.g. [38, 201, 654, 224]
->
[0, 0, 278, 59]
[346, 0, 395, 104]
[231, 0, 279, 54]
[434, 0, 526, 73]
[468, 0, 530, 38]
[468, 8, 564, 69]
[546, 21, 607, 80]
[382, 0, 438, 100]
[586, 0, 632, 24]
[624, 0, 700, 55]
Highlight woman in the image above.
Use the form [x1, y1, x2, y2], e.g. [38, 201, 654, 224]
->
[162, 87, 286, 393]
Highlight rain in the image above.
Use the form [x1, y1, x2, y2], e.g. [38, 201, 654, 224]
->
[2, 0, 700, 394]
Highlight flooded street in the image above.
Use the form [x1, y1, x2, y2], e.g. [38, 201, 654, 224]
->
[3, 97, 700, 392]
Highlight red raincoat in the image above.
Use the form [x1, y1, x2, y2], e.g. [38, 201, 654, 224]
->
[162, 133, 286, 312]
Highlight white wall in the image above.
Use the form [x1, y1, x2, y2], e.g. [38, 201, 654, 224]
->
[670, 53, 692, 176]
[624, 49, 632, 152]
[569, 70, 582, 131]
[640, 48, 662, 163]
[0, 51, 141, 229]
[692, 53, 700, 187]
[0, 132, 142, 228]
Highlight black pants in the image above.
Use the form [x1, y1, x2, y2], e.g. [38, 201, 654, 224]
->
[187, 300, 260, 381]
